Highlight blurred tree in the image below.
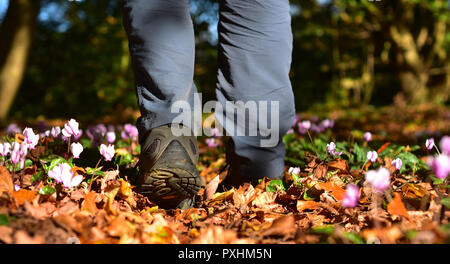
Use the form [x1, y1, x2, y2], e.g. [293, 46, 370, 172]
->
[0, 0, 41, 123]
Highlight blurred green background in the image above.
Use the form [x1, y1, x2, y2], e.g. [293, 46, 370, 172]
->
[0, 0, 449, 124]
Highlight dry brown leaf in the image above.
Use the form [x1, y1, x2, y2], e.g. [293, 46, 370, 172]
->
[205, 174, 220, 200]
[252, 192, 277, 208]
[328, 158, 349, 172]
[387, 192, 410, 221]
[81, 191, 99, 214]
[314, 181, 346, 201]
[0, 166, 13, 197]
[12, 189, 36, 206]
[261, 215, 295, 237]
[296, 200, 320, 212]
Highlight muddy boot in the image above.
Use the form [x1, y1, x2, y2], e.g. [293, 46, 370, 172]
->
[136, 124, 202, 209]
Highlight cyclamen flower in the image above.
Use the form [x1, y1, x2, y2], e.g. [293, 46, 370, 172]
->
[427, 155, 450, 179]
[292, 114, 300, 128]
[327, 142, 342, 156]
[106, 131, 116, 144]
[286, 128, 294, 134]
[62, 119, 81, 138]
[100, 144, 115, 161]
[10, 142, 27, 165]
[70, 142, 83, 159]
[0, 142, 11, 156]
[5, 123, 21, 136]
[320, 119, 334, 129]
[365, 167, 391, 193]
[121, 124, 139, 140]
[364, 132, 372, 142]
[342, 184, 359, 208]
[425, 138, 435, 150]
[205, 138, 219, 148]
[439, 136, 450, 155]
[14, 185, 20, 192]
[288, 167, 300, 176]
[367, 151, 378, 163]
[51, 126, 61, 138]
[48, 162, 83, 188]
[391, 158, 402, 171]
[23, 128, 39, 149]
[298, 120, 311, 134]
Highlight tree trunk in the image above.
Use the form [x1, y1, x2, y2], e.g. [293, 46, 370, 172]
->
[0, 0, 41, 123]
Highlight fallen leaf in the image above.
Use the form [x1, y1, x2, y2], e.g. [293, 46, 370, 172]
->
[0, 167, 13, 197]
[81, 191, 99, 214]
[328, 158, 349, 172]
[252, 192, 277, 208]
[377, 142, 391, 153]
[314, 182, 346, 201]
[12, 189, 36, 206]
[261, 215, 295, 237]
[205, 174, 220, 200]
[387, 192, 410, 221]
[296, 200, 319, 212]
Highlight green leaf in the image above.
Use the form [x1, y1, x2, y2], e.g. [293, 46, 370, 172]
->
[441, 197, 450, 209]
[266, 179, 285, 192]
[342, 232, 364, 244]
[312, 225, 334, 235]
[0, 214, 11, 226]
[303, 189, 316, 200]
[30, 171, 44, 183]
[39, 185, 56, 195]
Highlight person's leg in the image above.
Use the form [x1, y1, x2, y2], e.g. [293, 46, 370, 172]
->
[122, 0, 197, 143]
[122, 0, 201, 208]
[216, 0, 295, 186]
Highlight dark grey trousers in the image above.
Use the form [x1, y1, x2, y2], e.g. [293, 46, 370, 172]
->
[122, 0, 295, 184]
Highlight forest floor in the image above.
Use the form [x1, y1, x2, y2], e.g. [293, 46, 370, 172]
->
[0, 104, 449, 244]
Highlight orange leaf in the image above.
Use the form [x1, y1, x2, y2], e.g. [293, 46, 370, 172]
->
[315, 182, 346, 201]
[377, 142, 391, 154]
[81, 191, 99, 214]
[387, 192, 410, 221]
[296, 200, 319, 212]
[12, 189, 36, 205]
[0, 166, 13, 197]
[328, 158, 349, 172]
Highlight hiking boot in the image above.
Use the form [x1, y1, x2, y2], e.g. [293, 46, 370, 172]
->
[136, 124, 202, 209]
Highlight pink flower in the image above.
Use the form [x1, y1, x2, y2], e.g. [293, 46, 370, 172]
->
[427, 155, 450, 179]
[439, 136, 450, 155]
[14, 185, 20, 191]
[426, 138, 435, 150]
[342, 184, 359, 208]
[292, 114, 300, 128]
[367, 151, 378, 163]
[320, 119, 334, 129]
[61, 171, 83, 189]
[10, 142, 27, 165]
[298, 120, 311, 134]
[391, 158, 402, 171]
[62, 119, 81, 138]
[365, 167, 391, 193]
[70, 142, 83, 159]
[48, 162, 83, 188]
[106, 131, 116, 144]
[48, 162, 72, 184]
[51, 126, 61, 138]
[121, 124, 139, 140]
[286, 128, 294, 134]
[205, 138, 219, 148]
[326, 142, 342, 156]
[288, 167, 300, 176]
[100, 144, 115, 161]
[0, 142, 11, 156]
[364, 132, 372, 142]
[23, 127, 39, 149]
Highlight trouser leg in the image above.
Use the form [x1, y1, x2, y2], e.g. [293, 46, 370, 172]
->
[215, 0, 295, 185]
[122, 0, 197, 143]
